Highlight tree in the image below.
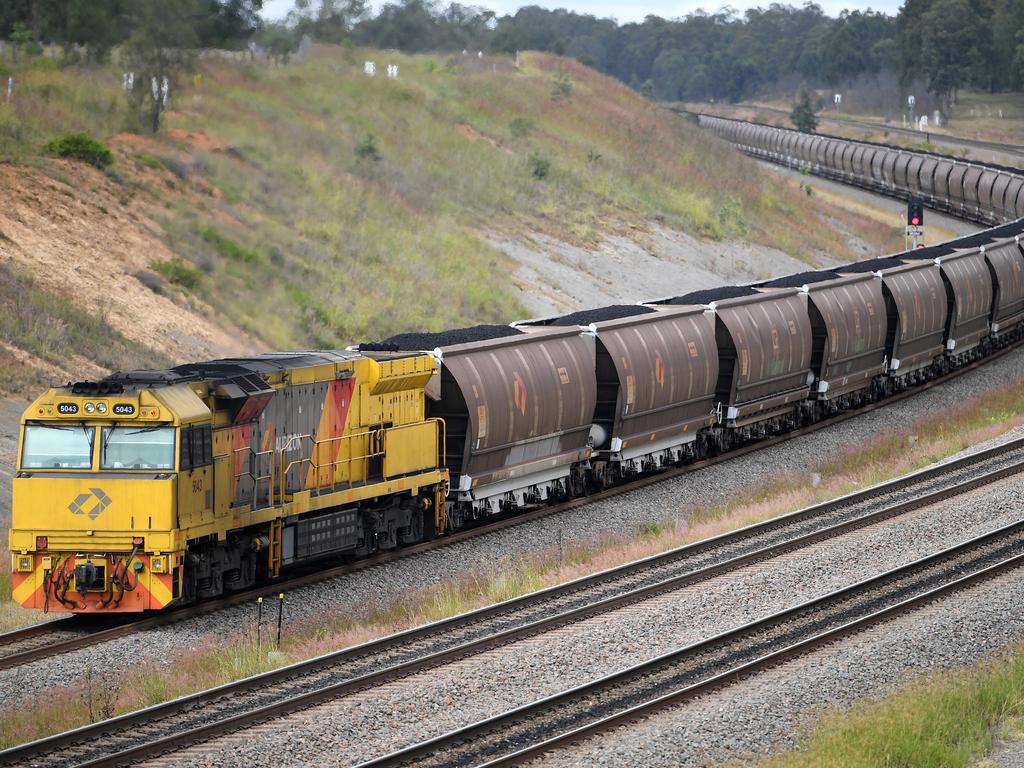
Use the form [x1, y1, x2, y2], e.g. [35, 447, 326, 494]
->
[919, 0, 989, 114]
[790, 87, 819, 132]
[651, 48, 690, 101]
[257, 22, 298, 63]
[198, 0, 264, 47]
[121, 0, 199, 133]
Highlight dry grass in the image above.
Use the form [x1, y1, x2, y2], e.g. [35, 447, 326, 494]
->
[0, 559, 26, 633]
[5, 375, 1024, 747]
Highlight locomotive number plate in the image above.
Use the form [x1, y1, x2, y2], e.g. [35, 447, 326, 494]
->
[113, 403, 136, 416]
[57, 402, 79, 415]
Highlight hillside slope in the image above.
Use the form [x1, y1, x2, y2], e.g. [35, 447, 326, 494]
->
[0, 47, 896, 393]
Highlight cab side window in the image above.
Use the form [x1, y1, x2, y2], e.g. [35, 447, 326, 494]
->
[180, 424, 213, 471]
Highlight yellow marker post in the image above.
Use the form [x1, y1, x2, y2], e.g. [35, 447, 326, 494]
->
[276, 593, 285, 648]
[256, 596, 264, 647]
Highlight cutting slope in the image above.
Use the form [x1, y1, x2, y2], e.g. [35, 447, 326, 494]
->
[0, 47, 896, 391]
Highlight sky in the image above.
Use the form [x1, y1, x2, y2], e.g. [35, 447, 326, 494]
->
[260, 0, 903, 25]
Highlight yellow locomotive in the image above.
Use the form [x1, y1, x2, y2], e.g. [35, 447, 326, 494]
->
[9, 351, 447, 613]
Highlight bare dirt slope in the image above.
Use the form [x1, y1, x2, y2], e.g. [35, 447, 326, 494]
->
[0, 161, 258, 370]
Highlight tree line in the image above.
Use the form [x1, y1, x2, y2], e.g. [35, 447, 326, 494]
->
[278, 0, 1024, 112]
[5, 0, 1024, 113]
[493, 0, 1024, 113]
[0, 1, 263, 60]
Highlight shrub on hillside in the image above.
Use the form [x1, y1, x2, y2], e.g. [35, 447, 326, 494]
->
[551, 71, 573, 102]
[355, 133, 381, 161]
[529, 152, 550, 180]
[151, 258, 202, 290]
[509, 117, 536, 138]
[44, 132, 113, 168]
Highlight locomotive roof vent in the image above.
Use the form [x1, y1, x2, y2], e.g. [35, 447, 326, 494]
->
[70, 380, 126, 396]
[214, 374, 275, 425]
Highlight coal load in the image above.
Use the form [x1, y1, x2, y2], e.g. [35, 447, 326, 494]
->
[900, 243, 958, 260]
[839, 257, 907, 273]
[760, 271, 842, 288]
[364, 324, 523, 351]
[660, 285, 759, 305]
[549, 305, 656, 326]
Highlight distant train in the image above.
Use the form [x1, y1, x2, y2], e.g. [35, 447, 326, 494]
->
[695, 112, 1024, 225]
[9, 120, 1024, 614]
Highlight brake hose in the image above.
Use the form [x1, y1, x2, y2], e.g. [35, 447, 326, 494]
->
[121, 544, 140, 593]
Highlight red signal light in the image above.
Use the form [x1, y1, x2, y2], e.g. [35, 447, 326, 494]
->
[911, 217, 920, 226]
[35, 536, 47, 550]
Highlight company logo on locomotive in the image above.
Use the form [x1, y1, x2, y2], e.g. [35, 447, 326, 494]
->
[67, 487, 112, 520]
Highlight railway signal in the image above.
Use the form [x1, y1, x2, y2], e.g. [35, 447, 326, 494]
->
[906, 196, 925, 249]
[907, 197, 924, 226]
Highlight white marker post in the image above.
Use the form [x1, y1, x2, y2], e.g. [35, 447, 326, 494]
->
[5, 77, 11, 103]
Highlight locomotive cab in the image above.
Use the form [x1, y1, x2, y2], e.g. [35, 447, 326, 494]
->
[8, 385, 205, 613]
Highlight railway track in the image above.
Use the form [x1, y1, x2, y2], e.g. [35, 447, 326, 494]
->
[2, 332, 1019, 680]
[362, 517, 1024, 768]
[7, 437, 1024, 767]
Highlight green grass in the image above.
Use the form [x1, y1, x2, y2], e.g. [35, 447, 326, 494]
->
[137, 152, 164, 170]
[0, 262, 170, 373]
[199, 226, 262, 264]
[151, 257, 203, 290]
[0, 346, 49, 395]
[0, 47, 901, 353]
[762, 650, 1024, 768]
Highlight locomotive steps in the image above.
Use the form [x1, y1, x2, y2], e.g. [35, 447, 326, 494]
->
[7, 437, 1024, 767]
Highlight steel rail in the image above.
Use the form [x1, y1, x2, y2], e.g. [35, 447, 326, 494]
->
[9, 449, 1024, 768]
[363, 518, 1024, 768]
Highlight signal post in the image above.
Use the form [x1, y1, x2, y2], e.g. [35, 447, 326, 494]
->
[906, 196, 925, 250]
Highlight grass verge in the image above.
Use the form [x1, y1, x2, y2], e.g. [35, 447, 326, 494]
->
[3, 376, 1024, 747]
[758, 648, 1024, 768]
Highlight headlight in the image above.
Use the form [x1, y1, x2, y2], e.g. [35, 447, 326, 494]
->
[96, 403, 108, 414]
[84, 402, 96, 414]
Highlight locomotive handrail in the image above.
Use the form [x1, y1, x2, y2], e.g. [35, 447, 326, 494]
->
[276, 433, 314, 499]
[276, 420, 446, 497]
[277, 428, 385, 498]
[232, 445, 276, 509]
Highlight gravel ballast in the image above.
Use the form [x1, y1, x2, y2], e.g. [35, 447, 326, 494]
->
[152, 474, 1024, 767]
[3, 349, 1024, 708]
[538, 567, 1024, 768]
